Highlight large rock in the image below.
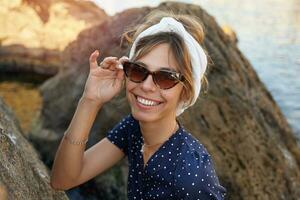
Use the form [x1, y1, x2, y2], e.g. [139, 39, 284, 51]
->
[0, 182, 8, 200]
[29, 2, 300, 199]
[0, 0, 108, 75]
[0, 97, 68, 199]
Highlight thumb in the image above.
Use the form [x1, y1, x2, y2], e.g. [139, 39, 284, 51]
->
[89, 50, 100, 69]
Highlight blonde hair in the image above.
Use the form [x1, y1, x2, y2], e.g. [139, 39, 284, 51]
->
[121, 10, 209, 104]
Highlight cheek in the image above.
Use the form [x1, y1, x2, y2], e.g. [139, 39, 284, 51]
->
[179, 88, 188, 103]
[125, 79, 135, 92]
[125, 79, 137, 103]
[161, 85, 183, 105]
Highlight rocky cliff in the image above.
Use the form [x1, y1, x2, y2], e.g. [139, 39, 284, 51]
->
[0, 97, 68, 199]
[0, 0, 108, 75]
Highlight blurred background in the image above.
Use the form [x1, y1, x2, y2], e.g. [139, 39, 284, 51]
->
[1, 0, 299, 141]
[93, 0, 300, 140]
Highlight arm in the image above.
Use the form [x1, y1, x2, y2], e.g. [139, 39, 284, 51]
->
[50, 97, 125, 190]
[50, 50, 129, 190]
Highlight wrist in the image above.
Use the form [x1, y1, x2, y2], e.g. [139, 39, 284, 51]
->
[79, 96, 103, 108]
[63, 131, 88, 145]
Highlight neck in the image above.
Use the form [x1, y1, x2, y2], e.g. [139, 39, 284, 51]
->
[139, 115, 178, 146]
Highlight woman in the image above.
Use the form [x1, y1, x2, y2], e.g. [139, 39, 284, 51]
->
[50, 10, 226, 199]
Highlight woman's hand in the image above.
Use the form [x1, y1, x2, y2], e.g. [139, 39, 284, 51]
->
[82, 50, 129, 105]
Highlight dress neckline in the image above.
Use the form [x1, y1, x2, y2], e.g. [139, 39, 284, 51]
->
[137, 123, 182, 170]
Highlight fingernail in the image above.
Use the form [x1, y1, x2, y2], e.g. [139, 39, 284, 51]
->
[118, 64, 123, 69]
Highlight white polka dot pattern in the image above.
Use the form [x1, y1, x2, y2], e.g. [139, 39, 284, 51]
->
[106, 114, 226, 199]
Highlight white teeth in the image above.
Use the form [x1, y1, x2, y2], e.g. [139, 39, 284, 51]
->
[137, 96, 160, 106]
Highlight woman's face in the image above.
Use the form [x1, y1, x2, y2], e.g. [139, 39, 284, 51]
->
[126, 43, 183, 123]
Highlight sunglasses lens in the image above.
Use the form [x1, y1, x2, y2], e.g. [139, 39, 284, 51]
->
[123, 62, 148, 82]
[154, 71, 179, 89]
[123, 61, 182, 89]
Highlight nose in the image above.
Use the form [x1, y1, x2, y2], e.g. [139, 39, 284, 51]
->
[140, 74, 157, 92]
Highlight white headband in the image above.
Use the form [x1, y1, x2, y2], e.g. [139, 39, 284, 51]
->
[129, 17, 207, 116]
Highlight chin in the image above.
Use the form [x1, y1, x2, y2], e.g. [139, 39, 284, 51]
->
[126, 89, 178, 123]
[131, 109, 162, 123]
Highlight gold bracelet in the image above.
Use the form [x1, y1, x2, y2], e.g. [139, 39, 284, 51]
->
[63, 132, 88, 145]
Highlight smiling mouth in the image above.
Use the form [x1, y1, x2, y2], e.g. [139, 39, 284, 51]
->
[135, 95, 162, 107]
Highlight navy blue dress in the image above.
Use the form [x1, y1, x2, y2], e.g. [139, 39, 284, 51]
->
[106, 114, 226, 200]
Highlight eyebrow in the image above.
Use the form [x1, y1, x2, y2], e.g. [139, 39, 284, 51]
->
[135, 61, 178, 73]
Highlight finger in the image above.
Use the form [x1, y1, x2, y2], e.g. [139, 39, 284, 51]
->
[92, 68, 118, 77]
[89, 50, 99, 69]
[119, 56, 129, 64]
[118, 56, 130, 69]
[111, 67, 125, 89]
[100, 61, 119, 72]
[100, 57, 118, 69]
[116, 69, 124, 80]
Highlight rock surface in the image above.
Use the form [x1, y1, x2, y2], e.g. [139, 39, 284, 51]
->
[0, 97, 68, 199]
[222, 25, 238, 44]
[0, 182, 8, 200]
[28, 2, 300, 200]
[0, 0, 108, 75]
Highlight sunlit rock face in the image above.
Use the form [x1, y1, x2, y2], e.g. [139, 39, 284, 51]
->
[0, 0, 108, 75]
[0, 97, 68, 199]
[28, 1, 300, 200]
[222, 25, 238, 44]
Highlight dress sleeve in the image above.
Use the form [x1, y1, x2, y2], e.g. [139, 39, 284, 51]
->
[174, 150, 226, 199]
[106, 116, 131, 156]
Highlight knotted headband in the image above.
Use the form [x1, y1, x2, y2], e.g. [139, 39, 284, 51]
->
[129, 17, 207, 116]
